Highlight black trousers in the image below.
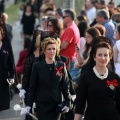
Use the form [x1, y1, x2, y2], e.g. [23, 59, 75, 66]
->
[36, 99, 61, 120]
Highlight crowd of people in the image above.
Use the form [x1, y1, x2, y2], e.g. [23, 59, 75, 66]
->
[0, 0, 120, 120]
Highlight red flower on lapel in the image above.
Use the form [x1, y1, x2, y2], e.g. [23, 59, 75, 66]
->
[106, 79, 119, 90]
[56, 66, 64, 77]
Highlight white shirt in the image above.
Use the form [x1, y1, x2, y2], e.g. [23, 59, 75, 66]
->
[86, 7, 96, 25]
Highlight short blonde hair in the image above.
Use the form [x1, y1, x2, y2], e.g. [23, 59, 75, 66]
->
[41, 37, 60, 55]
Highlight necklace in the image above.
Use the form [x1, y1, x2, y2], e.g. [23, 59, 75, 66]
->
[47, 64, 53, 70]
[93, 66, 108, 80]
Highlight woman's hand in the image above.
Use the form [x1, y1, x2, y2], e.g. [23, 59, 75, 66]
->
[74, 63, 81, 68]
[74, 62, 84, 68]
[6, 78, 14, 85]
[20, 106, 31, 115]
[62, 106, 69, 113]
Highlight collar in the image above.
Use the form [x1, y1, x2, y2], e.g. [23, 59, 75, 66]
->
[102, 20, 109, 25]
[67, 21, 74, 27]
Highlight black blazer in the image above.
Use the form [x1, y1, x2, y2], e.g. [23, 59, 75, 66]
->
[27, 60, 71, 107]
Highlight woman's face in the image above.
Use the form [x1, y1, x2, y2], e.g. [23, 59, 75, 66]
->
[44, 44, 56, 59]
[42, 20, 47, 30]
[26, 6, 32, 13]
[115, 29, 120, 40]
[47, 21, 54, 32]
[85, 32, 93, 44]
[94, 47, 110, 68]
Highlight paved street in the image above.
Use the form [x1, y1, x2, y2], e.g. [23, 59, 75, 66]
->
[0, 1, 25, 120]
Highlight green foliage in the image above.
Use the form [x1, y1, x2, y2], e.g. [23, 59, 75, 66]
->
[5, 2, 22, 24]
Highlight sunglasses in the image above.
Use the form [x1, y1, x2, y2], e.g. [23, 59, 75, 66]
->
[47, 24, 53, 27]
[63, 16, 69, 19]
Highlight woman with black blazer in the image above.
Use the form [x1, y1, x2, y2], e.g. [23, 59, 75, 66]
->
[21, 37, 71, 120]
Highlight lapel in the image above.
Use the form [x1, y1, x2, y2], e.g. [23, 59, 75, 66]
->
[52, 61, 63, 86]
[42, 60, 53, 87]
[53, 60, 58, 76]
[41, 60, 63, 88]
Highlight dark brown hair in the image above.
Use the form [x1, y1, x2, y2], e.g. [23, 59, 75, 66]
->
[77, 15, 87, 23]
[78, 21, 89, 37]
[83, 27, 101, 58]
[93, 42, 112, 59]
[93, 24, 106, 36]
[47, 17, 63, 36]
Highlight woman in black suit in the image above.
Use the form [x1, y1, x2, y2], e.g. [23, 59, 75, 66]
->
[0, 26, 14, 111]
[21, 37, 71, 120]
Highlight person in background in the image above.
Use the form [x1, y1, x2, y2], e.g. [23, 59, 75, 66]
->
[113, 23, 120, 77]
[74, 27, 101, 84]
[36, 0, 43, 14]
[76, 15, 87, 25]
[95, 0, 106, 10]
[60, 9, 80, 71]
[0, 0, 4, 13]
[47, 17, 63, 38]
[44, 7, 55, 17]
[55, 8, 63, 22]
[77, 21, 89, 56]
[108, 1, 115, 18]
[16, 37, 31, 84]
[0, 26, 14, 111]
[18, 4, 25, 21]
[76, 27, 101, 75]
[0, 13, 16, 94]
[41, 16, 48, 31]
[21, 31, 41, 120]
[27, 0, 37, 14]
[2, 13, 13, 41]
[93, 24, 106, 36]
[85, 1, 96, 25]
[111, 13, 120, 23]
[96, 9, 115, 47]
[21, 4, 35, 39]
[74, 42, 120, 120]
[17, 4, 25, 37]
[70, 21, 89, 79]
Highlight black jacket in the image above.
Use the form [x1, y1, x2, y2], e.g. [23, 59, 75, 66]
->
[27, 60, 71, 107]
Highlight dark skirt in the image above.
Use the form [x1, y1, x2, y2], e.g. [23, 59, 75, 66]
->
[84, 105, 120, 120]
[36, 99, 61, 120]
